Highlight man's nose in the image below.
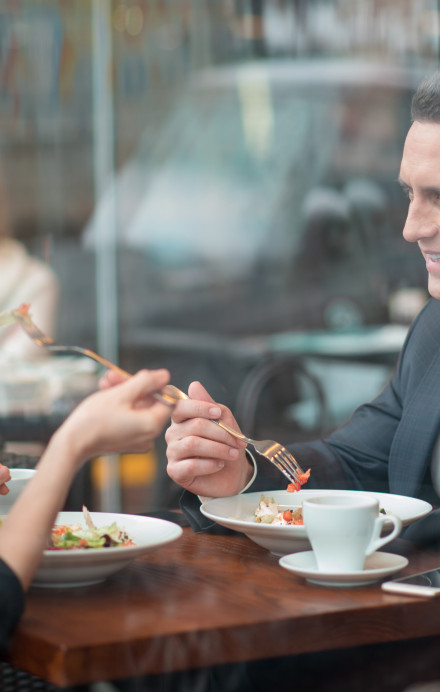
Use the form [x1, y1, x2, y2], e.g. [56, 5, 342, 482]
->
[402, 200, 438, 243]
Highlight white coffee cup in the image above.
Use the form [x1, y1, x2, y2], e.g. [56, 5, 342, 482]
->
[302, 494, 402, 572]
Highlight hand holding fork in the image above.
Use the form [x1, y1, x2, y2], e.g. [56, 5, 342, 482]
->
[0, 304, 309, 489]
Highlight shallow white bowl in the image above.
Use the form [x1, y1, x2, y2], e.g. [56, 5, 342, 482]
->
[201, 489, 432, 556]
[32, 511, 183, 587]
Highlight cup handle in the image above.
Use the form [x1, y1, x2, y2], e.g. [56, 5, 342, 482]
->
[366, 513, 402, 555]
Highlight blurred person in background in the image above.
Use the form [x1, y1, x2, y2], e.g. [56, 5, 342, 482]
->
[0, 166, 58, 362]
[0, 368, 171, 653]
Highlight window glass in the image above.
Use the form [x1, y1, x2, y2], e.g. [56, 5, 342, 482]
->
[0, 1, 437, 511]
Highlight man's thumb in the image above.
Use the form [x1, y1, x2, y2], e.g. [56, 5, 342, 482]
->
[188, 380, 215, 404]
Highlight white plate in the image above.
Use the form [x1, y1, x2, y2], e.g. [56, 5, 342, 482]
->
[0, 469, 36, 512]
[201, 489, 432, 556]
[279, 550, 408, 587]
[29, 512, 182, 588]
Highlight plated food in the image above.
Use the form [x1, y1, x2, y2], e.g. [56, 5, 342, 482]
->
[201, 489, 433, 556]
[254, 495, 304, 525]
[47, 507, 135, 550]
[28, 511, 182, 587]
[254, 493, 389, 526]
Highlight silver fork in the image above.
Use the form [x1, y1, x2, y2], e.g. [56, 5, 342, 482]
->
[159, 384, 307, 488]
[3, 304, 131, 380]
[5, 305, 306, 487]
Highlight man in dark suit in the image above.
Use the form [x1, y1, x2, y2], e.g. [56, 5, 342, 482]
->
[166, 72, 440, 547]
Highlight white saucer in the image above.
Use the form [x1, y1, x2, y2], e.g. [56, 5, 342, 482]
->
[279, 551, 408, 587]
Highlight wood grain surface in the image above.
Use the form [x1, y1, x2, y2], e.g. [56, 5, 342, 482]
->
[5, 527, 440, 687]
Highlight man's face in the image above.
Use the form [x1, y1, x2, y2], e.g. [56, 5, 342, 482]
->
[400, 120, 440, 299]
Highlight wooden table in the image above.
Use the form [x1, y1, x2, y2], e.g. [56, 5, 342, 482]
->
[5, 525, 440, 690]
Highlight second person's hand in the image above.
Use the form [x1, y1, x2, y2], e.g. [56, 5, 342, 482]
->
[60, 368, 172, 463]
[0, 464, 11, 496]
[166, 381, 254, 498]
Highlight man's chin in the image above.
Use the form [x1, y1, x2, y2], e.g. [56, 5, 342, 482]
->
[427, 275, 440, 300]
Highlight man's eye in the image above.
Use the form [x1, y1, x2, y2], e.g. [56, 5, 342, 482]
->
[400, 185, 412, 201]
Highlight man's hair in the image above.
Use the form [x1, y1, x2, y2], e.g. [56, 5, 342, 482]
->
[411, 73, 440, 123]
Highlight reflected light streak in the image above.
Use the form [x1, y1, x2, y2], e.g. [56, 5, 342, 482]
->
[237, 68, 274, 160]
[113, 3, 144, 36]
[126, 6, 144, 37]
[228, 13, 264, 40]
[113, 3, 127, 32]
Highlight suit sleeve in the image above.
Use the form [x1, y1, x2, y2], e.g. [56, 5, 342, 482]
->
[181, 303, 429, 532]
[180, 366, 403, 531]
[287, 372, 404, 494]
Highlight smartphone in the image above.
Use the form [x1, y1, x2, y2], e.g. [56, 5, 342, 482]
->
[382, 568, 440, 597]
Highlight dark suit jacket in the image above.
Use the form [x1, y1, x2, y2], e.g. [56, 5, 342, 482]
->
[181, 298, 440, 546]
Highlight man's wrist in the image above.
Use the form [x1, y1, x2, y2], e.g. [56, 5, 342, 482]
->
[198, 450, 257, 504]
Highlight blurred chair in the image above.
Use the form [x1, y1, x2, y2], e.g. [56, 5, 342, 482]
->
[344, 178, 388, 252]
[0, 662, 63, 691]
[235, 355, 330, 445]
[297, 187, 353, 276]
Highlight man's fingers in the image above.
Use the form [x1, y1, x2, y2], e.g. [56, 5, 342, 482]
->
[170, 434, 241, 463]
[166, 415, 246, 450]
[188, 381, 216, 404]
[172, 398, 222, 424]
[167, 456, 225, 487]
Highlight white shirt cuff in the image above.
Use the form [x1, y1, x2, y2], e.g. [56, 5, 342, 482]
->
[198, 449, 257, 505]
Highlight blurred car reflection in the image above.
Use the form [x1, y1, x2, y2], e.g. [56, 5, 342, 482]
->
[83, 58, 428, 339]
[78, 58, 435, 510]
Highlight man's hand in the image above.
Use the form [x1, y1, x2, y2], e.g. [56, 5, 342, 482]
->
[166, 381, 253, 498]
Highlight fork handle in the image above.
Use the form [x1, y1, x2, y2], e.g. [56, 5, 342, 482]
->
[154, 390, 252, 443]
[47, 345, 131, 379]
[210, 419, 251, 444]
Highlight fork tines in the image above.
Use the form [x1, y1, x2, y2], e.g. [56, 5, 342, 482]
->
[271, 459, 298, 486]
[273, 448, 303, 486]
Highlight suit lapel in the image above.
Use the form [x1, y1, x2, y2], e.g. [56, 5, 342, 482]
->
[389, 347, 440, 496]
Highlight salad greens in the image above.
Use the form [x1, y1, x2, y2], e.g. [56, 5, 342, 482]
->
[47, 508, 134, 550]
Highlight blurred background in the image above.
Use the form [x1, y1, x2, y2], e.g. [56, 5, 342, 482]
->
[0, 0, 437, 512]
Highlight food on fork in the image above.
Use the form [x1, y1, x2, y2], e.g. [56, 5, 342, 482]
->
[0, 302, 31, 326]
[286, 468, 311, 492]
[16, 303, 31, 318]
